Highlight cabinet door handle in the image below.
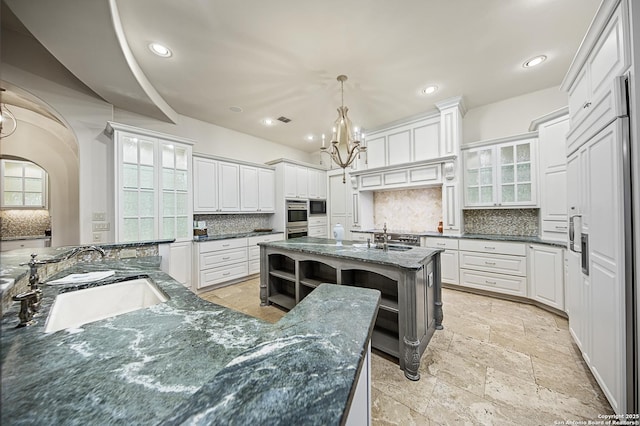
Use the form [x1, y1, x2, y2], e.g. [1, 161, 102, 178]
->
[222, 244, 230, 247]
[222, 256, 230, 260]
[555, 226, 567, 230]
[484, 246, 496, 250]
[223, 272, 230, 276]
[484, 261, 496, 265]
[583, 102, 592, 109]
[437, 243, 446, 246]
[485, 280, 496, 284]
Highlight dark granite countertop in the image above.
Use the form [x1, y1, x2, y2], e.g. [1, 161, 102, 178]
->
[261, 236, 442, 270]
[1, 235, 52, 241]
[193, 230, 284, 242]
[1, 256, 379, 425]
[351, 229, 567, 248]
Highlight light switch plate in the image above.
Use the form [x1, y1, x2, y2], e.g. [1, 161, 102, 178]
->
[93, 233, 101, 242]
[92, 212, 106, 221]
[92, 223, 110, 231]
[120, 249, 137, 259]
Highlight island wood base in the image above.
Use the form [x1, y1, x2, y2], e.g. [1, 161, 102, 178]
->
[259, 241, 443, 380]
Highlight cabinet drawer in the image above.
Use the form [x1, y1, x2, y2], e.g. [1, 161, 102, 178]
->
[248, 259, 260, 275]
[460, 269, 527, 296]
[459, 239, 525, 256]
[249, 245, 260, 260]
[247, 233, 284, 246]
[308, 226, 327, 238]
[424, 237, 458, 250]
[198, 263, 249, 288]
[200, 247, 248, 269]
[199, 238, 247, 253]
[308, 216, 328, 227]
[350, 232, 372, 242]
[459, 251, 527, 276]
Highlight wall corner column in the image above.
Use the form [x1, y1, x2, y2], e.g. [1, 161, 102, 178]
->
[436, 96, 466, 236]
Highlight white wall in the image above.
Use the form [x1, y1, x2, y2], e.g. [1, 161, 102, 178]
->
[463, 86, 568, 144]
[0, 107, 80, 247]
[2, 28, 313, 244]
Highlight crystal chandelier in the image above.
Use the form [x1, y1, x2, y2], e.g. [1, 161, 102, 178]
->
[321, 75, 366, 183]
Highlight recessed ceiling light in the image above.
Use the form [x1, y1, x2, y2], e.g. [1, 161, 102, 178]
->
[261, 118, 275, 126]
[229, 106, 243, 113]
[149, 42, 172, 58]
[421, 85, 438, 95]
[523, 55, 547, 68]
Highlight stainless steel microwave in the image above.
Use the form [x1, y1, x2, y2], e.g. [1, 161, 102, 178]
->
[309, 199, 326, 215]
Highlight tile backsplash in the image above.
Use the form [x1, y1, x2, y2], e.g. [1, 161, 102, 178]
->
[373, 187, 443, 232]
[0, 210, 51, 238]
[194, 214, 272, 236]
[463, 209, 539, 236]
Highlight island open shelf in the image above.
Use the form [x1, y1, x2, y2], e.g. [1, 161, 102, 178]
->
[259, 237, 443, 380]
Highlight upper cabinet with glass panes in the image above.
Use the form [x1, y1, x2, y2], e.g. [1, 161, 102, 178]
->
[1, 159, 48, 208]
[107, 122, 194, 243]
[463, 136, 538, 208]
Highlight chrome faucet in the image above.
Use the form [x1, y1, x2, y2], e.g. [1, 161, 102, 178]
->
[13, 246, 106, 328]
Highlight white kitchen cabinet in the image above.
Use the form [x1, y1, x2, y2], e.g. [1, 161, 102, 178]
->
[283, 163, 298, 198]
[306, 168, 327, 200]
[1, 238, 50, 252]
[363, 114, 440, 168]
[566, 3, 629, 153]
[280, 162, 318, 199]
[108, 122, 194, 243]
[442, 183, 461, 233]
[196, 238, 248, 289]
[159, 241, 192, 289]
[240, 166, 275, 212]
[528, 244, 564, 311]
[308, 216, 328, 238]
[194, 157, 218, 212]
[423, 237, 459, 285]
[533, 112, 570, 242]
[458, 239, 527, 297]
[296, 166, 309, 199]
[463, 136, 537, 208]
[218, 161, 240, 212]
[248, 233, 284, 275]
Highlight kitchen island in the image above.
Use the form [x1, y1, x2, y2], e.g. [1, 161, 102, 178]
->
[259, 236, 443, 380]
[1, 249, 380, 425]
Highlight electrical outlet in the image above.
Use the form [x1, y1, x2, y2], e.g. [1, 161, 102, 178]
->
[92, 212, 106, 221]
[93, 233, 101, 242]
[120, 249, 137, 259]
[92, 223, 110, 231]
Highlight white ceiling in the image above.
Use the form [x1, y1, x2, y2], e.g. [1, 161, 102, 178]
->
[3, 0, 601, 153]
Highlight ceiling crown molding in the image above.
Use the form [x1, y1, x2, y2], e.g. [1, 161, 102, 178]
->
[435, 96, 467, 117]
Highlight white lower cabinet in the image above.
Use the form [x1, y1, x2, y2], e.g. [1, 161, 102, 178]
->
[423, 237, 459, 285]
[159, 242, 193, 288]
[528, 244, 564, 311]
[248, 233, 284, 275]
[197, 238, 248, 289]
[195, 233, 285, 289]
[458, 239, 527, 297]
[308, 216, 328, 238]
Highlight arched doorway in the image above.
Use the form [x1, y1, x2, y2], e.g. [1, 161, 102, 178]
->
[0, 84, 80, 247]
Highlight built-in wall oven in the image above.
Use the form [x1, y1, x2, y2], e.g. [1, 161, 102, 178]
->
[286, 200, 308, 239]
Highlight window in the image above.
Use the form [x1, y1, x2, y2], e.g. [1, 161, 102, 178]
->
[1, 159, 47, 208]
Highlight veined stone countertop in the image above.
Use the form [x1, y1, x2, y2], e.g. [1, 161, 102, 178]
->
[261, 236, 442, 270]
[193, 230, 284, 242]
[351, 229, 567, 248]
[1, 256, 380, 425]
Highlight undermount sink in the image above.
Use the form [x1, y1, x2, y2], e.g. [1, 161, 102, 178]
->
[44, 277, 168, 333]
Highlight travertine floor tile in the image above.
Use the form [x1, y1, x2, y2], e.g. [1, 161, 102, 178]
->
[198, 280, 614, 424]
[448, 334, 535, 381]
[371, 354, 437, 416]
[371, 387, 432, 426]
[419, 346, 487, 397]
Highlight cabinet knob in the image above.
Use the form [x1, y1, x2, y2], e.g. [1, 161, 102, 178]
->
[583, 102, 592, 109]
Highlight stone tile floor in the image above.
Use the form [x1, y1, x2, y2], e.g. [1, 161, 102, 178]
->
[200, 278, 613, 425]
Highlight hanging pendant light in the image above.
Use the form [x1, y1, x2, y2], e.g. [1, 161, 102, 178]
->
[0, 104, 17, 138]
[320, 75, 366, 183]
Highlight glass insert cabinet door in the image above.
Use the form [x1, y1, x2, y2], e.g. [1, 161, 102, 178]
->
[115, 126, 193, 243]
[463, 147, 495, 206]
[497, 142, 534, 205]
[0, 159, 47, 208]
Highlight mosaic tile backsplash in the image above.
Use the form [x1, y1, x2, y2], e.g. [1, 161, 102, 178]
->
[194, 214, 273, 236]
[373, 188, 443, 232]
[0, 210, 51, 238]
[463, 209, 539, 236]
